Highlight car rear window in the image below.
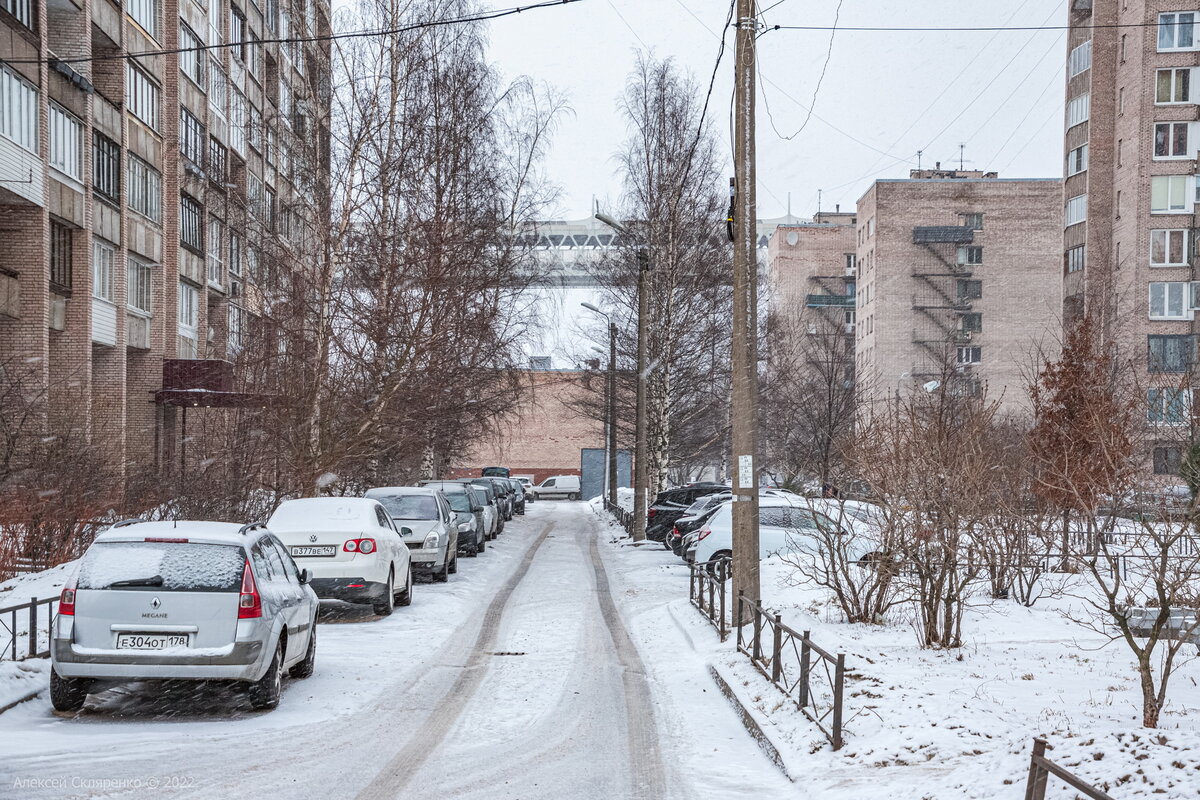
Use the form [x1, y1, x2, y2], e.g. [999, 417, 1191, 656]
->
[443, 493, 472, 513]
[78, 542, 244, 592]
[375, 494, 440, 520]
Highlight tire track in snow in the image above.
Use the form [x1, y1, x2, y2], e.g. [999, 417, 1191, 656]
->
[354, 519, 555, 800]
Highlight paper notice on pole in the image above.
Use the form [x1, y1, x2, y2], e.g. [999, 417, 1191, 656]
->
[737, 454, 753, 489]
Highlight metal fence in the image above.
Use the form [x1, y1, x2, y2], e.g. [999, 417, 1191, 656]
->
[688, 559, 729, 641]
[0, 596, 57, 661]
[735, 592, 847, 750]
[1024, 738, 1115, 800]
[603, 498, 635, 536]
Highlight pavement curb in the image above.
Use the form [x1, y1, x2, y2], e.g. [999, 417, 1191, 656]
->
[0, 687, 41, 715]
[707, 663, 794, 782]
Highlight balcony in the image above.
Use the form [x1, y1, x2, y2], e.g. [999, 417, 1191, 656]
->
[805, 294, 855, 309]
[912, 226, 975, 244]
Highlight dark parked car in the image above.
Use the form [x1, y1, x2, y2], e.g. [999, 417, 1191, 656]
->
[484, 478, 514, 520]
[666, 493, 731, 553]
[464, 478, 508, 532]
[505, 478, 526, 515]
[646, 483, 731, 542]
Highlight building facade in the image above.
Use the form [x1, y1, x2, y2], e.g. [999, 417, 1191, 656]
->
[1064, 1, 1200, 475]
[854, 172, 1063, 415]
[0, 0, 329, 488]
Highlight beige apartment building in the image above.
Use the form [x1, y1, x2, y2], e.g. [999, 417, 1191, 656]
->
[854, 171, 1063, 415]
[1063, 1, 1200, 475]
[766, 209, 858, 316]
[0, 0, 329, 489]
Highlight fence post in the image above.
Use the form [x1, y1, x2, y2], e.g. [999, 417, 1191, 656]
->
[719, 566, 727, 640]
[771, 613, 782, 683]
[736, 590, 744, 648]
[1024, 738, 1049, 800]
[752, 600, 762, 661]
[28, 597, 37, 660]
[707, 571, 715, 621]
[799, 631, 811, 707]
[689, 563, 695, 603]
[832, 652, 845, 751]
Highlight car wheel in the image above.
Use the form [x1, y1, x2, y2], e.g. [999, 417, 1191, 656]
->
[465, 541, 478, 558]
[373, 570, 395, 616]
[568, 492, 579, 501]
[662, 537, 674, 551]
[289, 624, 316, 679]
[477, 534, 486, 554]
[397, 565, 413, 607]
[247, 640, 284, 710]
[50, 669, 89, 712]
[706, 552, 733, 580]
[435, 554, 450, 583]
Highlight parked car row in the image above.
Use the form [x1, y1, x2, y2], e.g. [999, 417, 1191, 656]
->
[48, 476, 533, 714]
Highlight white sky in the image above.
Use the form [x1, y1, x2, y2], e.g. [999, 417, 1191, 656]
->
[486, 0, 1069, 220]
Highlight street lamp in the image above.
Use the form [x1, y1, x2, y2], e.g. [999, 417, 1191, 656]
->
[582, 304, 619, 510]
[594, 213, 650, 541]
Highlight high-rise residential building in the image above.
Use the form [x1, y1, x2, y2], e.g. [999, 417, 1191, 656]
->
[854, 170, 1062, 414]
[766, 209, 858, 317]
[0, 0, 330, 488]
[1064, 1, 1200, 475]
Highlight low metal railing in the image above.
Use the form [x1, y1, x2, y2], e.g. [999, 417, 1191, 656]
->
[603, 497, 635, 536]
[0, 596, 57, 661]
[736, 592, 847, 750]
[1024, 738, 1115, 800]
[688, 558, 728, 641]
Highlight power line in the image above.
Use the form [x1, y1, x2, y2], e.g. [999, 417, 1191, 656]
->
[765, 20, 1175, 32]
[4, 0, 588, 65]
[605, 0, 648, 49]
[759, 0, 844, 141]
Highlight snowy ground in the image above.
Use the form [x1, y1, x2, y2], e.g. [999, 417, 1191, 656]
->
[0, 504, 791, 800]
[595, 510, 1200, 799]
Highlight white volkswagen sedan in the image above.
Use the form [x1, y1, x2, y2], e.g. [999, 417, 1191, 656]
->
[267, 498, 412, 615]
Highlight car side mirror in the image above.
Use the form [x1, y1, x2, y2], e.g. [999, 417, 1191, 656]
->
[299, 569, 311, 585]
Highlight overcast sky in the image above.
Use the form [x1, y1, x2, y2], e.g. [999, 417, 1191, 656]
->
[486, 0, 1069, 221]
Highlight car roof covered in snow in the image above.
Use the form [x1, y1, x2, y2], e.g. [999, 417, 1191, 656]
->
[365, 486, 442, 497]
[93, 520, 250, 545]
[267, 497, 386, 531]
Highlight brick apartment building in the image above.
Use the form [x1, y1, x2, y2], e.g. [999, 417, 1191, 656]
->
[447, 369, 605, 484]
[0, 0, 329, 486]
[1063, 1, 1200, 475]
[766, 209, 858, 315]
[854, 171, 1063, 415]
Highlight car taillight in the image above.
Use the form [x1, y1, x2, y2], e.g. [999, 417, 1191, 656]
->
[697, 528, 711, 541]
[144, 537, 189, 543]
[59, 576, 77, 616]
[648, 509, 657, 519]
[238, 560, 262, 619]
[671, 527, 680, 538]
[343, 538, 377, 553]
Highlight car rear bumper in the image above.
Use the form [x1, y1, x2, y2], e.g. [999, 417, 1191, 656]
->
[309, 577, 388, 603]
[52, 639, 265, 681]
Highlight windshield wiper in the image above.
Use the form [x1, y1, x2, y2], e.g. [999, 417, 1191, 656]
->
[107, 575, 164, 588]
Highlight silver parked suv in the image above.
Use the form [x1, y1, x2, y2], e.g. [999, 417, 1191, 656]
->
[50, 520, 319, 712]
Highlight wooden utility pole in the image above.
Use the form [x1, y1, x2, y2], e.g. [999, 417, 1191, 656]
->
[731, 0, 760, 613]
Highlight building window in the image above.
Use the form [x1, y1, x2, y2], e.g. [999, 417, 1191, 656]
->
[230, 5, 247, 60]
[209, 59, 228, 118]
[956, 279, 982, 300]
[229, 89, 247, 155]
[1148, 334, 1194, 373]
[1067, 144, 1088, 176]
[1154, 122, 1192, 158]
[180, 24, 205, 87]
[1065, 194, 1087, 227]
[1159, 12, 1196, 51]
[1154, 446, 1184, 475]
[961, 313, 982, 333]
[207, 215, 223, 284]
[49, 222, 72, 290]
[1151, 229, 1190, 266]
[1066, 94, 1090, 128]
[128, 0, 159, 39]
[247, 33, 263, 83]
[249, 104, 262, 152]
[93, 133, 120, 203]
[127, 155, 162, 221]
[180, 108, 205, 166]
[126, 62, 161, 131]
[127, 255, 153, 314]
[46, 104, 82, 182]
[208, 137, 227, 184]
[208, 0, 222, 44]
[1150, 282, 1190, 320]
[229, 231, 242, 276]
[3, 0, 32, 28]
[265, 187, 276, 229]
[960, 212, 983, 230]
[92, 239, 115, 302]
[957, 246, 983, 266]
[1066, 244, 1085, 273]
[956, 346, 982, 365]
[1148, 389, 1191, 425]
[1068, 40, 1092, 77]
[178, 280, 199, 357]
[1157, 68, 1192, 104]
[0, 65, 38, 152]
[1152, 176, 1192, 214]
[228, 304, 245, 353]
[180, 194, 204, 252]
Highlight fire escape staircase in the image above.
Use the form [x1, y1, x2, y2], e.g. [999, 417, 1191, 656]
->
[910, 225, 976, 366]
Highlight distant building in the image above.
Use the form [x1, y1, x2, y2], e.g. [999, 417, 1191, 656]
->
[854, 171, 1063, 415]
[767, 211, 858, 322]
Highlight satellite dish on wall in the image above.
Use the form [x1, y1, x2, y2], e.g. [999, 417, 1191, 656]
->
[922, 380, 941, 393]
[786, 231, 799, 246]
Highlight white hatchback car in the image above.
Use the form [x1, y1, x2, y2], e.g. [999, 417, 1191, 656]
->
[268, 498, 412, 615]
[51, 520, 318, 712]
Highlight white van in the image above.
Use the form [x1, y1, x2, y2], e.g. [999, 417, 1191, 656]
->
[531, 475, 581, 501]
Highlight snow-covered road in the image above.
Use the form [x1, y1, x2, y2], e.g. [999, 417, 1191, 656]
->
[0, 503, 796, 799]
